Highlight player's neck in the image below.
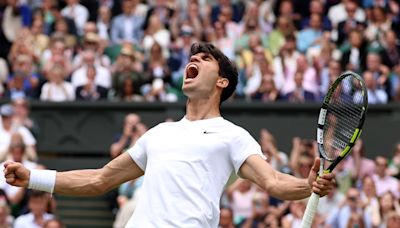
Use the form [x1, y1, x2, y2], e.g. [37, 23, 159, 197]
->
[185, 98, 221, 121]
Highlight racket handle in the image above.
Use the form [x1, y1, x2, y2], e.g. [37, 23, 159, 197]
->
[301, 192, 320, 228]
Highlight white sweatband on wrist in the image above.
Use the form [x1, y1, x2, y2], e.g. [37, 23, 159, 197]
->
[28, 169, 57, 194]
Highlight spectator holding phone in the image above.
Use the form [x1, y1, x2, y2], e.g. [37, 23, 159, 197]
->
[109, 113, 147, 159]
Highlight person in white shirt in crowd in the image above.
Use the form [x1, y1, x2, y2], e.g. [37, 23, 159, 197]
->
[328, 0, 366, 29]
[40, 65, 75, 102]
[60, 0, 89, 36]
[71, 49, 111, 89]
[0, 104, 36, 162]
[0, 133, 42, 209]
[13, 191, 54, 228]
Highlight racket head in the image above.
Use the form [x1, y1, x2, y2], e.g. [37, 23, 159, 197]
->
[317, 71, 368, 163]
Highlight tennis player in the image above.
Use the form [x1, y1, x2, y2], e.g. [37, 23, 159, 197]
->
[4, 43, 335, 227]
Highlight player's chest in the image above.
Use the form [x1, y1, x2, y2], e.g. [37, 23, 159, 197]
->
[146, 126, 230, 161]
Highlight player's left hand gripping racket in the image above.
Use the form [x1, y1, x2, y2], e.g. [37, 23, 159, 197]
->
[300, 71, 368, 228]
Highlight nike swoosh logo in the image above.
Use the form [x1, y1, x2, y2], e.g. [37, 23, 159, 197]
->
[203, 131, 217, 134]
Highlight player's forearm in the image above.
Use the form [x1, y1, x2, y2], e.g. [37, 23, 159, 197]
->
[54, 169, 110, 196]
[266, 171, 311, 200]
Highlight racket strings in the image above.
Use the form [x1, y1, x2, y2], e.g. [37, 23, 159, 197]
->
[323, 78, 364, 159]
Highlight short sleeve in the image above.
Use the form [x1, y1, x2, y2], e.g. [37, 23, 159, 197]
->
[229, 129, 264, 174]
[127, 134, 147, 171]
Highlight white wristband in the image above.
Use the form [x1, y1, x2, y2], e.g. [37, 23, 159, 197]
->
[28, 169, 57, 194]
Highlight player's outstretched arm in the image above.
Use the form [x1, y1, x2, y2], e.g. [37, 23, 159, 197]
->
[239, 155, 335, 200]
[4, 152, 144, 196]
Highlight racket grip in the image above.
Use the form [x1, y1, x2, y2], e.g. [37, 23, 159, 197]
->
[300, 192, 320, 228]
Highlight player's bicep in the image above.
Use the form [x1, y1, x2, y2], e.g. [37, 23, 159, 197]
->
[102, 152, 144, 190]
[238, 154, 277, 190]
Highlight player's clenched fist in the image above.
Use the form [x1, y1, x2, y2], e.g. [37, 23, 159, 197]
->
[3, 162, 30, 188]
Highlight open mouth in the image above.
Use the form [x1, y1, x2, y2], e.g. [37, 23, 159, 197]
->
[186, 64, 199, 79]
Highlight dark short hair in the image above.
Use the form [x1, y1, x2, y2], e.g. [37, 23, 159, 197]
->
[190, 42, 238, 103]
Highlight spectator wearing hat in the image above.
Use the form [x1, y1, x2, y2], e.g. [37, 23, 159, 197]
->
[72, 31, 111, 69]
[0, 104, 37, 162]
[110, 0, 145, 45]
[61, 0, 89, 36]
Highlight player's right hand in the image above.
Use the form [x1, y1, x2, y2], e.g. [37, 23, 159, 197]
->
[3, 162, 30, 188]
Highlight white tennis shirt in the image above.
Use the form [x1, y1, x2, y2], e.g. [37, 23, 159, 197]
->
[126, 116, 263, 227]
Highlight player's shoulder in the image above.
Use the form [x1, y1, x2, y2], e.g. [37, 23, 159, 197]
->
[220, 118, 247, 130]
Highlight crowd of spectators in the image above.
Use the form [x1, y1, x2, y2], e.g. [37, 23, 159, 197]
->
[0, 0, 400, 103]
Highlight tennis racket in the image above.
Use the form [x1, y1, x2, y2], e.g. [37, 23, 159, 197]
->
[300, 71, 368, 228]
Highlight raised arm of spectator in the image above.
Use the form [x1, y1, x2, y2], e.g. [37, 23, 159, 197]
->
[289, 137, 302, 175]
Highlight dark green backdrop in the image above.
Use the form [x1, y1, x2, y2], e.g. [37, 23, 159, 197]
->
[19, 101, 400, 170]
